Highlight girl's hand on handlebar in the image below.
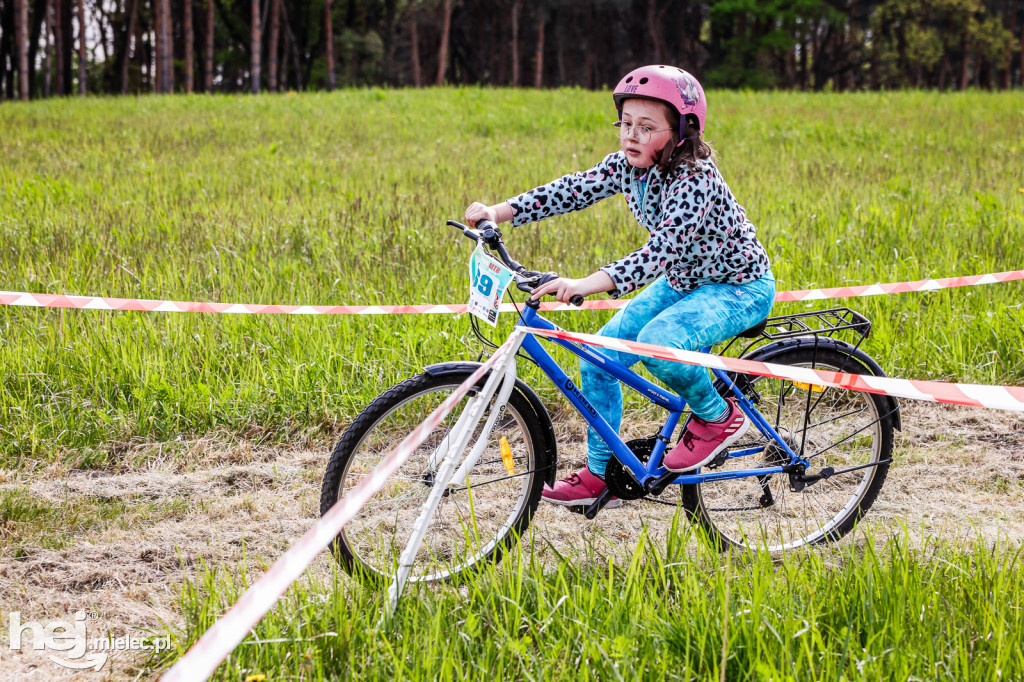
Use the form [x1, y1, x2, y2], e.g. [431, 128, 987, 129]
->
[464, 202, 497, 227]
[531, 271, 616, 305]
[464, 201, 514, 227]
[531, 277, 584, 304]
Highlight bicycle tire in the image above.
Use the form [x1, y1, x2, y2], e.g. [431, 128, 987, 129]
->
[682, 341, 896, 552]
[319, 370, 551, 586]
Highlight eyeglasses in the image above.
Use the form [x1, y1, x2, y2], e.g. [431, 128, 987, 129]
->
[612, 121, 673, 144]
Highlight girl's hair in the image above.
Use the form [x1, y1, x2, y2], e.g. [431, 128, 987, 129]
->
[656, 106, 715, 175]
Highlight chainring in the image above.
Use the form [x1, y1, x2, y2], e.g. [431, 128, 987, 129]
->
[604, 437, 658, 500]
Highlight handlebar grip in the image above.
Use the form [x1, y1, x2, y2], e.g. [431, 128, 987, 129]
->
[475, 219, 497, 231]
[569, 295, 585, 307]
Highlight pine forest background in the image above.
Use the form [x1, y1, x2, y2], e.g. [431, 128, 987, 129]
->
[0, 0, 1023, 101]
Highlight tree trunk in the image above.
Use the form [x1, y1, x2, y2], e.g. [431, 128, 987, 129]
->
[645, 0, 662, 64]
[138, 3, 148, 90]
[582, 0, 594, 88]
[76, 0, 85, 94]
[324, 0, 334, 90]
[204, 0, 213, 91]
[799, 36, 809, 90]
[27, 0, 49, 96]
[496, 9, 507, 85]
[96, 0, 108, 63]
[555, 8, 565, 85]
[44, 0, 52, 96]
[381, 0, 396, 84]
[53, 0, 63, 94]
[120, 0, 138, 93]
[436, 0, 452, 86]
[15, 0, 29, 99]
[154, 0, 162, 92]
[280, 2, 301, 89]
[784, 45, 795, 89]
[267, 0, 279, 91]
[959, 27, 970, 90]
[510, 0, 519, 86]
[184, 0, 193, 92]
[163, 0, 171, 91]
[1019, 7, 1024, 88]
[533, 10, 544, 88]
[1002, 0, 1016, 88]
[409, 9, 421, 87]
[279, 5, 290, 89]
[250, 0, 260, 92]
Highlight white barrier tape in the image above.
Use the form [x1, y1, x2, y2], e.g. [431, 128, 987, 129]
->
[524, 327, 1024, 412]
[2, 269, 1021, 316]
[161, 334, 521, 682]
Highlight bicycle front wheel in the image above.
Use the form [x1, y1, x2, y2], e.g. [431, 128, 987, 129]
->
[319, 370, 551, 586]
[682, 343, 896, 552]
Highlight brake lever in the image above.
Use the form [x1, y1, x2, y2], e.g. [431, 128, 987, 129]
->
[515, 270, 558, 294]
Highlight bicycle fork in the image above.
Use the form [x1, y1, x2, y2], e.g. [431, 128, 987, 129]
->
[382, 331, 525, 620]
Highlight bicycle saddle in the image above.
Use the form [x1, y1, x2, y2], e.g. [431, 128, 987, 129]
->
[736, 318, 768, 338]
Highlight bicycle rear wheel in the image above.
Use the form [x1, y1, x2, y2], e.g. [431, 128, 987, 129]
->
[682, 342, 896, 552]
[319, 370, 551, 586]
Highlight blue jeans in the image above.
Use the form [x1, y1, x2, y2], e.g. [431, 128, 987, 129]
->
[581, 273, 776, 476]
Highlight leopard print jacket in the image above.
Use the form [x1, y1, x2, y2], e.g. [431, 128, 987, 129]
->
[505, 151, 771, 298]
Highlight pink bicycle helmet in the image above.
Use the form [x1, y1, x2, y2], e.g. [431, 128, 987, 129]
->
[613, 65, 707, 136]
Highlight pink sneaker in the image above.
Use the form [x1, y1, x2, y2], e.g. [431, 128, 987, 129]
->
[663, 399, 750, 472]
[541, 467, 623, 508]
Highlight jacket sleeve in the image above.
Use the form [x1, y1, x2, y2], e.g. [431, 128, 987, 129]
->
[505, 152, 626, 227]
[599, 169, 715, 298]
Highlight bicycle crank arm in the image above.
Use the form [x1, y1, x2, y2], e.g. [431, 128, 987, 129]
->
[584, 488, 615, 520]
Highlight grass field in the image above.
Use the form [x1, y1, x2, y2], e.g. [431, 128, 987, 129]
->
[169, 526, 1024, 681]
[1, 89, 1023, 680]
[1, 88, 1023, 464]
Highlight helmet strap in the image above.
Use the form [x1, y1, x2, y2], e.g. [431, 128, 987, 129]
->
[674, 133, 699, 149]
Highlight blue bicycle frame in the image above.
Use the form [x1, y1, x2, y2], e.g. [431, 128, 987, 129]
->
[514, 304, 809, 488]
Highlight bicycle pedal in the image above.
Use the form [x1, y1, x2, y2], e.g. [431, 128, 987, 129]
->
[566, 505, 586, 515]
[704, 452, 729, 470]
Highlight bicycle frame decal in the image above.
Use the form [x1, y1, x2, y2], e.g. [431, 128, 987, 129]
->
[564, 377, 599, 418]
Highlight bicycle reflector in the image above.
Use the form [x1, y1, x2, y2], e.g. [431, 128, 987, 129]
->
[793, 381, 826, 393]
[500, 437, 515, 475]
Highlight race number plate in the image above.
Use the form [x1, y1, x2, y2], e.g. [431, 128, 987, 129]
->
[467, 244, 514, 327]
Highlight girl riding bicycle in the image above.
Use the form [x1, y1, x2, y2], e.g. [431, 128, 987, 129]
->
[464, 65, 775, 509]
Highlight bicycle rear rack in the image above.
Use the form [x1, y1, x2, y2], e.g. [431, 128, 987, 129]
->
[762, 307, 871, 341]
[720, 307, 871, 357]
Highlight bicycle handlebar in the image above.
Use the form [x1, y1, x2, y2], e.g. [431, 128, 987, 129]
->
[448, 219, 585, 306]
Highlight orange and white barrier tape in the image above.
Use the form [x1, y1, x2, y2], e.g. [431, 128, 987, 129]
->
[772, 270, 1024, 303]
[161, 337, 518, 682]
[524, 327, 1024, 412]
[2, 269, 1021, 316]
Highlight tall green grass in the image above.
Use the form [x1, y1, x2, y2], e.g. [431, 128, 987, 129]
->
[1, 89, 1022, 463]
[156, 525, 1024, 680]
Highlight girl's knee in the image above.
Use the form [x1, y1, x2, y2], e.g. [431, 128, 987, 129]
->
[641, 356, 706, 385]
